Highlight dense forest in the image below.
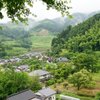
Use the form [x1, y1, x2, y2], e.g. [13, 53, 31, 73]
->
[51, 13, 100, 73]
[51, 13, 100, 54]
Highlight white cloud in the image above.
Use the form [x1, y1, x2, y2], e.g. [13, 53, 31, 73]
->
[71, 0, 100, 13]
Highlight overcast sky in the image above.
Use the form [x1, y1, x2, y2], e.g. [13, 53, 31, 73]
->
[0, 0, 100, 23]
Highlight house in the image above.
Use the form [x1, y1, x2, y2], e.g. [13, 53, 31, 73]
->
[7, 88, 56, 100]
[9, 58, 16, 63]
[60, 95, 80, 100]
[36, 88, 56, 100]
[29, 70, 51, 81]
[0, 59, 6, 65]
[7, 90, 37, 100]
[17, 65, 30, 72]
[56, 57, 69, 62]
[14, 58, 21, 62]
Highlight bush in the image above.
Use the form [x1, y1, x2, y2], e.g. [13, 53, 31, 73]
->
[57, 78, 64, 84]
[95, 92, 100, 100]
[45, 79, 55, 86]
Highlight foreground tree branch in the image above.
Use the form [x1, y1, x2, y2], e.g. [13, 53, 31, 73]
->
[0, 0, 71, 22]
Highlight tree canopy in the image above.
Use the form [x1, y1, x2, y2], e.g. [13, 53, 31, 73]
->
[0, 70, 41, 100]
[0, 0, 71, 22]
[68, 69, 93, 90]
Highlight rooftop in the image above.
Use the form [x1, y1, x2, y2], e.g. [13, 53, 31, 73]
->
[7, 90, 35, 100]
[29, 70, 50, 76]
[18, 65, 29, 69]
[38, 88, 56, 97]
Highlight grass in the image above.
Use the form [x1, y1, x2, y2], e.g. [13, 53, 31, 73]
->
[1, 34, 54, 57]
[30, 35, 54, 51]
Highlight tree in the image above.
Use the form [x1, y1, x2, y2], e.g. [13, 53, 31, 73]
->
[0, 0, 71, 22]
[68, 69, 93, 90]
[0, 42, 6, 58]
[73, 53, 98, 72]
[0, 70, 41, 100]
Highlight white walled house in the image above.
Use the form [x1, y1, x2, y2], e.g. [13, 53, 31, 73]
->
[36, 88, 56, 100]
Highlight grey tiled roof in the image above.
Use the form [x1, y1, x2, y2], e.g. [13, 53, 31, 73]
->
[29, 70, 50, 76]
[18, 65, 29, 69]
[7, 90, 35, 100]
[38, 88, 56, 97]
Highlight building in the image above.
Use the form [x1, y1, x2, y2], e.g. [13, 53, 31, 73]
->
[7, 90, 37, 100]
[7, 88, 56, 100]
[17, 65, 30, 72]
[36, 88, 56, 100]
[29, 70, 51, 81]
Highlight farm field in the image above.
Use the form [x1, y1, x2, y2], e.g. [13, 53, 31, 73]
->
[31, 35, 55, 51]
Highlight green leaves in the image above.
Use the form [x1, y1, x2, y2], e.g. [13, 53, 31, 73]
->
[0, 0, 71, 22]
[51, 14, 100, 55]
[0, 70, 41, 99]
[68, 69, 93, 90]
[73, 53, 99, 72]
[95, 92, 100, 100]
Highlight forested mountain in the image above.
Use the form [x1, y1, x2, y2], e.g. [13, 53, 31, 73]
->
[30, 13, 88, 34]
[30, 13, 86, 34]
[51, 13, 100, 54]
[30, 19, 63, 33]
[30, 11, 100, 34]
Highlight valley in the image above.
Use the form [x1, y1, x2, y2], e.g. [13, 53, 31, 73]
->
[0, 12, 100, 58]
[0, 11, 100, 100]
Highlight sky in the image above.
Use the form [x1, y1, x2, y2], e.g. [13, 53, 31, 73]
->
[0, 0, 100, 23]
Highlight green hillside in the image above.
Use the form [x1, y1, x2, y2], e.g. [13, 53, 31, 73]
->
[0, 25, 32, 58]
[0, 24, 54, 58]
[51, 13, 100, 54]
[51, 13, 100, 72]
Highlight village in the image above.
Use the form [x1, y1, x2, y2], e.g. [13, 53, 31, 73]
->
[0, 52, 80, 100]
